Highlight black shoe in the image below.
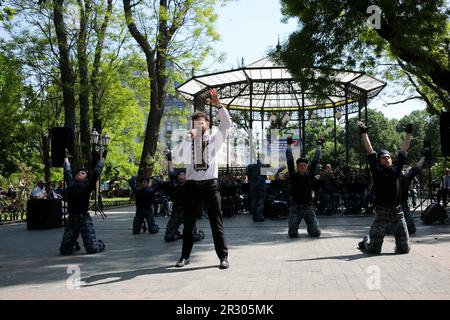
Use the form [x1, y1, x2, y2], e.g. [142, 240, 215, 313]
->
[394, 246, 410, 254]
[358, 236, 368, 252]
[219, 258, 229, 269]
[149, 225, 160, 234]
[175, 258, 190, 267]
[97, 240, 105, 252]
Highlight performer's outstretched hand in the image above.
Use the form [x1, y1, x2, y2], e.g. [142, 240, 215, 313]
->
[165, 150, 172, 161]
[422, 140, 432, 161]
[208, 88, 221, 107]
[357, 121, 370, 134]
[317, 137, 325, 146]
[287, 133, 294, 146]
[403, 123, 413, 134]
[65, 148, 73, 158]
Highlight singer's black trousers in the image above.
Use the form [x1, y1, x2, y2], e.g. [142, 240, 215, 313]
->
[181, 179, 228, 260]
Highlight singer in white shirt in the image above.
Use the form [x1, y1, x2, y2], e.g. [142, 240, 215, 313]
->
[171, 88, 231, 269]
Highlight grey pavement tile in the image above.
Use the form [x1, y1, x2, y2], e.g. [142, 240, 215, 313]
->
[1, 207, 449, 300]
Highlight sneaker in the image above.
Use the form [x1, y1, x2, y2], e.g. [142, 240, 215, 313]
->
[219, 258, 229, 269]
[358, 236, 368, 252]
[394, 246, 410, 254]
[175, 258, 190, 267]
[97, 240, 105, 252]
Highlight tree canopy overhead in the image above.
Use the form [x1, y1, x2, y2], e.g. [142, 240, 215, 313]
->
[277, 0, 449, 113]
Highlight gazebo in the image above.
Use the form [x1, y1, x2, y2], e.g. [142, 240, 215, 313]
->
[176, 56, 386, 168]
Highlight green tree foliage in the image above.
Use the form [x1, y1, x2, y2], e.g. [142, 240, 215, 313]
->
[0, 53, 31, 176]
[277, 0, 450, 113]
[1, 0, 15, 21]
[123, 0, 230, 176]
[99, 62, 145, 180]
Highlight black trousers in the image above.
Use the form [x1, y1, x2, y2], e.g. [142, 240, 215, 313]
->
[181, 179, 228, 260]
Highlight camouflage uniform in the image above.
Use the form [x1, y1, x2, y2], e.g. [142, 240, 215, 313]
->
[286, 145, 322, 237]
[289, 204, 321, 237]
[164, 173, 204, 242]
[342, 182, 365, 215]
[128, 176, 160, 234]
[399, 166, 423, 234]
[60, 215, 105, 254]
[247, 160, 269, 222]
[59, 160, 105, 255]
[360, 206, 410, 254]
[317, 171, 336, 214]
[359, 151, 410, 254]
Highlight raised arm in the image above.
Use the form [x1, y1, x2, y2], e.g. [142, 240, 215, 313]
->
[63, 158, 74, 186]
[400, 123, 413, 153]
[208, 87, 230, 140]
[357, 121, 374, 154]
[286, 134, 295, 177]
[128, 175, 138, 193]
[88, 160, 103, 192]
[171, 136, 192, 166]
[309, 138, 324, 175]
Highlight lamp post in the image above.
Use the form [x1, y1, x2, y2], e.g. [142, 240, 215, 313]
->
[334, 111, 342, 161]
[90, 128, 110, 218]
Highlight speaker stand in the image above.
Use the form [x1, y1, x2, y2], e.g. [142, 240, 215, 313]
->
[90, 189, 107, 219]
[412, 162, 434, 213]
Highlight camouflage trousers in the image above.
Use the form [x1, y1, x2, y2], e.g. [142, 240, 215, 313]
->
[250, 187, 266, 221]
[343, 192, 365, 214]
[401, 204, 416, 234]
[318, 190, 339, 213]
[60, 214, 105, 255]
[133, 207, 159, 234]
[362, 206, 410, 254]
[288, 204, 321, 238]
[164, 206, 204, 242]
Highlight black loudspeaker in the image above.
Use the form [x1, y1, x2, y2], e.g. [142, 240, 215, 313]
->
[51, 127, 74, 167]
[440, 112, 450, 156]
[26, 199, 63, 230]
[421, 203, 448, 225]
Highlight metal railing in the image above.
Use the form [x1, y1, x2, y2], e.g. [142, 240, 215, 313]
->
[0, 197, 27, 224]
[96, 199, 135, 209]
[0, 198, 135, 225]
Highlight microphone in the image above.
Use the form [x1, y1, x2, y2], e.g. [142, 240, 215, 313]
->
[188, 128, 200, 139]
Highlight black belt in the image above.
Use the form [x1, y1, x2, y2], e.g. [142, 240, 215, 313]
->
[292, 203, 312, 208]
[187, 179, 218, 185]
[375, 205, 401, 212]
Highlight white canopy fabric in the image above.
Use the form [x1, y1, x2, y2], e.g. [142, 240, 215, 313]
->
[176, 57, 386, 113]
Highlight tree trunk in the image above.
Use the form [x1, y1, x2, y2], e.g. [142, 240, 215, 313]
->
[77, 0, 92, 167]
[123, 0, 158, 177]
[92, 0, 113, 134]
[123, 0, 184, 177]
[42, 134, 51, 182]
[53, 0, 79, 168]
[349, 1, 450, 95]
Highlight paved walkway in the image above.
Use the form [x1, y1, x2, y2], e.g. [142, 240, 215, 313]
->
[1, 207, 449, 300]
